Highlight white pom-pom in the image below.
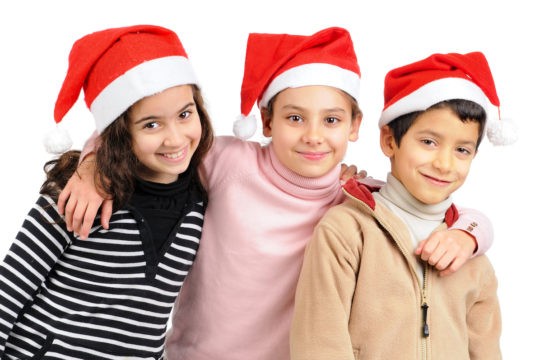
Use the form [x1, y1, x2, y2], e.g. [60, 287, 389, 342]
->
[486, 118, 518, 146]
[233, 114, 257, 140]
[44, 125, 73, 154]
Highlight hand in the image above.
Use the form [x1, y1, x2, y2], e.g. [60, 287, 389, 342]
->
[415, 229, 477, 277]
[57, 156, 112, 239]
[340, 163, 367, 184]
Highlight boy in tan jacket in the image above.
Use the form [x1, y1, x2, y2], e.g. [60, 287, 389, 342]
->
[290, 51, 515, 359]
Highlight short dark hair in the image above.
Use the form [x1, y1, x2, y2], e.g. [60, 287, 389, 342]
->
[386, 99, 486, 150]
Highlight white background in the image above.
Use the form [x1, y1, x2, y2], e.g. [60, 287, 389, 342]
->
[0, 0, 537, 357]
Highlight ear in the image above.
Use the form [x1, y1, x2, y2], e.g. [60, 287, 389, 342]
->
[348, 113, 363, 142]
[261, 107, 273, 137]
[380, 125, 396, 157]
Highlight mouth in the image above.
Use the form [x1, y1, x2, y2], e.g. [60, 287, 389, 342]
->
[422, 173, 452, 186]
[297, 151, 330, 161]
[160, 147, 187, 161]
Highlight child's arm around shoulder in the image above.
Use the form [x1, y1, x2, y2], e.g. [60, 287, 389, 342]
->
[416, 206, 493, 277]
[57, 131, 112, 240]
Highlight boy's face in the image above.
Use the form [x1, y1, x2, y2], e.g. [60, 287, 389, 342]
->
[380, 107, 479, 205]
[262, 85, 361, 178]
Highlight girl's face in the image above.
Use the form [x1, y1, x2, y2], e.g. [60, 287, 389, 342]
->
[380, 107, 479, 204]
[129, 85, 202, 184]
[262, 85, 361, 178]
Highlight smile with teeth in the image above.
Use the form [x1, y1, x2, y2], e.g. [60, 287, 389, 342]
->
[161, 148, 186, 159]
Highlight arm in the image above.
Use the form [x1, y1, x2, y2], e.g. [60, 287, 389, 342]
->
[57, 131, 113, 239]
[290, 220, 358, 360]
[416, 207, 494, 276]
[0, 196, 70, 352]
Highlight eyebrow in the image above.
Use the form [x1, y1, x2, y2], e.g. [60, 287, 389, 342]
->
[280, 104, 347, 113]
[417, 129, 477, 148]
[133, 102, 196, 124]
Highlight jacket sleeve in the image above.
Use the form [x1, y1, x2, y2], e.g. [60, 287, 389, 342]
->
[467, 258, 502, 359]
[452, 206, 494, 256]
[0, 196, 71, 353]
[290, 213, 360, 360]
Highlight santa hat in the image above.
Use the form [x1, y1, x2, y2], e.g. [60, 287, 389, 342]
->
[233, 26, 361, 140]
[45, 24, 199, 153]
[379, 51, 517, 146]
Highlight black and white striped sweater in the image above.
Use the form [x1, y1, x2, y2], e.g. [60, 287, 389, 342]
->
[0, 194, 204, 359]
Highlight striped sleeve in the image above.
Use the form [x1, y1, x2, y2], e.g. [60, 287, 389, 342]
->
[0, 195, 71, 353]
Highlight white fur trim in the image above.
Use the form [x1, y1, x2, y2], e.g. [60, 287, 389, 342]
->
[487, 118, 518, 145]
[43, 125, 73, 154]
[233, 114, 258, 140]
[379, 78, 490, 127]
[259, 63, 360, 107]
[90, 56, 198, 133]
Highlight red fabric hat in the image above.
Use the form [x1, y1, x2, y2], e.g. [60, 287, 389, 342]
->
[233, 27, 361, 140]
[379, 51, 517, 145]
[45, 24, 198, 153]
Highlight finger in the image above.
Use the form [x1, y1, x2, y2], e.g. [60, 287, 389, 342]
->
[426, 246, 446, 266]
[340, 164, 358, 182]
[415, 239, 426, 255]
[63, 198, 77, 232]
[418, 238, 439, 261]
[432, 251, 455, 271]
[356, 169, 368, 179]
[79, 202, 102, 239]
[57, 188, 71, 215]
[439, 256, 467, 277]
[71, 202, 89, 238]
[101, 200, 113, 229]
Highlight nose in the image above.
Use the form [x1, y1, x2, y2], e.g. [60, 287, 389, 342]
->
[433, 148, 453, 173]
[163, 124, 183, 147]
[301, 122, 323, 145]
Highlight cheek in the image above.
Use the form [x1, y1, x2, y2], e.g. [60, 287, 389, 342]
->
[131, 136, 156, 156]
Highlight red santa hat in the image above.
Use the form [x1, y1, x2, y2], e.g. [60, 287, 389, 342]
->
[379, 51, 517, 146]
[233, 26, 361, 140]
[45, 24, 199, 153]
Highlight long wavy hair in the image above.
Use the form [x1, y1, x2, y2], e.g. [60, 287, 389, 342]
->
[41, 85, 214, 211]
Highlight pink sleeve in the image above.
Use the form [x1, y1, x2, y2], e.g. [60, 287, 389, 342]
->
[451, 207, 494, 256]
[78, 130, 101, 164]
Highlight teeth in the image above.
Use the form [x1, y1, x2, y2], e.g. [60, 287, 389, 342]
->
[163, 150, 185, 159]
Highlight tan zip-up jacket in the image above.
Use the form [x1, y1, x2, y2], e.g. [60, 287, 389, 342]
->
[290, 180, 501, 360]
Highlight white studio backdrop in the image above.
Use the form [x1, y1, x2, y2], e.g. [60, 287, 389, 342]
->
[0, 0, 537, 357]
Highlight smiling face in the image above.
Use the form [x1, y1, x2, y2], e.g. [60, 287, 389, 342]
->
[128, 85, 202, 184]
[380, 107, 479, 204]
[262, 85, 361, 178]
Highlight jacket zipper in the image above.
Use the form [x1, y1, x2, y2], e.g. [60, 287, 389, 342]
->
[387, 231, 430, 350]
[421, 263, 429, 360]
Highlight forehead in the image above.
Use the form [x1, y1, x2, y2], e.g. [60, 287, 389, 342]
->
[411, 108, 480, 140]
[273, 85, 353, 109]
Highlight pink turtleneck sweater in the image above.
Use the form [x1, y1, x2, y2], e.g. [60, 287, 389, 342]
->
[164, 136, 492, 360]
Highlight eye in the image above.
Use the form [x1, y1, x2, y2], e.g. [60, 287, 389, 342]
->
[421, 139, 436, 146]
[456, 146, 473, 156]
[288, 114, 303, 123]
[179, 110, 192, 120]
[143, 121, 159, 129]
[325, 117, 340, 125]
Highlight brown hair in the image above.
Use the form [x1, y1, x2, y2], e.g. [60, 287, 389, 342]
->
[41, 85, 214, 210]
